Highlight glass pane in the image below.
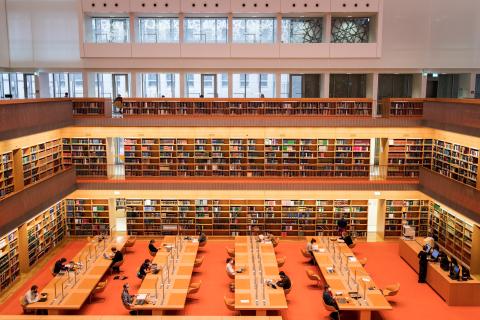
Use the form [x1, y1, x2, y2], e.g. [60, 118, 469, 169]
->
[184, 18, 228, 43]
[185, 73, 202, 97]
[280, 74, 289, 98]
[202, 74, 216, 98]
[139, 18, 179, 43]
[233, 18, 276, 43]
[114, 74, 129, 97]
[259, 74, 275, 98]
[217, 73, 228, 98]
[92, 18, 129, 43]
[291, 75, 303, 98]
[24, 74, 36, 98]
[331, 17, 370, 43]
[282, 18, 323, 43]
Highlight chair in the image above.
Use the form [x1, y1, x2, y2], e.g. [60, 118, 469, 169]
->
[123, 237, 136, 254]
[89, 280, 108, 303]
[20, 296, 27, 314]
[187, 281, 202, 295]
[123, 303, 138, 315]
[194, 256, 204, 268]
[272, 237, 280, 248]
[322, 297, 340, 319]
[358, 257, 367, 267]
[284, 287, 291, 295]
[149, 250, 156, 257]
[226, 269, 235, 280]
[306, 269, 322, 287]
[110, 260, 124, 274]
[301, 248, 312, 259]
[224, 295, 236, 312]
[226, 247, 235, 258]
[277, 256, 286, 268]
[199, 238, 207, 249]
[381, 283, 400, 297]
[348, 242, 356, 249]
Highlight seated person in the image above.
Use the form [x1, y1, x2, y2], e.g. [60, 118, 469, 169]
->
[148, 239, 159, 254]
[337, 216, 348, 236]
[323, 284, 340, 320]
[198, 232, 207, 244]
[21, 285, 39, 311]
[226, 258, 236, 277]
[53, 258, 68, 275]
[276, 271, 291, 290]
[340, 231, 354, 247]
[257, 232, 266, 242]
[137, 259, 151, 280]
[121, 283, 135, 315]
[110, 247, 124, 273]
[306, 239, 317, 264]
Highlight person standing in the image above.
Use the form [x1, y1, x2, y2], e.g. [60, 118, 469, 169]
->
[418, 249, 428, 283]
[337, 216, 348, 235]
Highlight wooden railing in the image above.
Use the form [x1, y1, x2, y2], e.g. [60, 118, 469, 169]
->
[71, 98, 109, 116]
[380, 98, 424, 117]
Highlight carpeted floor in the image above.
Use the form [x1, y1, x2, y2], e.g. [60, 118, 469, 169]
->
[0, 239, 479, 319]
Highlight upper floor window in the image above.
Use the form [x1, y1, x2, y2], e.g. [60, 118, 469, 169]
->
[90, 17, 130, 43]
[331, 17, 370, 43]
[138, 18, 179, 43]
[0, 72, 35, 99]
[232, 18, 276, 44]
[233, 73, 275, 98]
[138, 73, 179, 98]
[184, 18, 228, 43]
[282, 18, 323, 43]
[49, 73, 83, 98]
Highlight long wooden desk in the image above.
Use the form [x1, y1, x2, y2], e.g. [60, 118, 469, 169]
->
[132, 236, 199, 315]
[310, 236, 391, 320]
[399, 238, 480, 306]
[234, 236, 288, 316]
[0, 316, 282, 320]
[26, 235, 127, 315]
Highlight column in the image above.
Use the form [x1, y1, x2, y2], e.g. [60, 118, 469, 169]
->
[130, 71, 137, 97]
[38, 72, 50, 98]
[412, 73, 427, 98]
[275, 72, 281, 98]
[228, 72, 233, 98]
[179, 71, 185, 98]
[227, 13, 233, 44]
[366, 73, 379, 116]
[321, 73, 330, 98]
[324, 14, 332, 43]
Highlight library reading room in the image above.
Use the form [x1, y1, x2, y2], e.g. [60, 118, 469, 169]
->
[1, 1, 480, 320]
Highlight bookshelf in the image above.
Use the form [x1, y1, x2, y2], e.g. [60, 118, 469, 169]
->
[387, 139, 433, 177]
[431, 140, 479, 188]
[429, 202, 478, 268]
[384, 200, 430, 237]
[72, 99, 106, 116]
[20, 201, 66, 268]
[21, 139, 64, 187]
[121, 99, 373, 116]
[63, 138, 108, 177]
[125, 198, 369, 238]
[382, 98, 424, 116]
[123, 138, 371, 177]
[65, 199, 110, 236]
[0, 151, 14, 200]
[0, 229, 20, 293]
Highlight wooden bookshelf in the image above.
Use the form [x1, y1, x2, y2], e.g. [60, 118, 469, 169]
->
[21, 139, 64, 187]
[0, 229, 20, 293]
[19, 201, 66, 269]
[0, 151, 14, 200]
[429, 202, 478, 268]
[65, 199, 110, 236]
[63, 138, 108, 177]
[72, 98, 106, 116]
[125, 198, 369, 238]
[431, 140, 479, 188]
[387, 139, 432, 178]
[384, 200, 430, 237]
[123, 138, 371, 178]
[121, 98, 373, 116]
[382, 98, 424, 117]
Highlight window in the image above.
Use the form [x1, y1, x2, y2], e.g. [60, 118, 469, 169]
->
[330, 74, 367, 98]
[90, 17, 129, 43]
[49, 73, 83, 97]
[331, 17, 370, 43]
[138, 73, 179, 97]
[0, 72, 33, 99]
[282, 18, 323, 43]
[184, 18, 228, 43]
[233, 73, 275, 98]
[232, 18, 276, 43]
[138, 18, 179, 43]
[221, 74, 228, 87]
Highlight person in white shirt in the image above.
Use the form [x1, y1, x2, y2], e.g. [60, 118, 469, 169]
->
[306, 238, 317, 264]
[21, 285, 39, 314]
[226, 258, 236, 277]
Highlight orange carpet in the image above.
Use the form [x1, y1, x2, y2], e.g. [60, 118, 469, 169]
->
[1, 239, 479, 319]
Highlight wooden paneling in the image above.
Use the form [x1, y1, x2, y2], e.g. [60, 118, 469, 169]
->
[0, 168, 76, 235]
[423, 100, 480, 137]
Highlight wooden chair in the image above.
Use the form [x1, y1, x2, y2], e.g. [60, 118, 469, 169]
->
[348, 242, 356, 249]
[358, 257, 367, 267]
[322, 298, 340, 319]
[306, 269, 322, 287]
[194, 256, 204, 268]
[277, 256, 286, 268]
[284, 287, 292, 295]
[20, 296, 26, 314]
[89, 280, 108, 303]
[149, 250, 157, 257]
[381, 283, 400, 297]
[110, 260, 124, 275]
[301, 248, 312, 259]
[123, 237, 136, 254]
[224, 296, 236, 312]
[199, 238, 207, 249]
[123, 303, 138, 315]
[226, 247, 235, 258]
[187, 281, 202, 295]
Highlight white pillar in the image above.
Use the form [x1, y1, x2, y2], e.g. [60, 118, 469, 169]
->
[130, 71, 137, 97]
[228, 72, 233, 98]
[321, 73, 330, 98]
[275, 72, 281, 98]
[324, 14, 332, 43]
[38, 72, 50, 98]
[412, 73, 427, 98]
[179, 71, 185, 98]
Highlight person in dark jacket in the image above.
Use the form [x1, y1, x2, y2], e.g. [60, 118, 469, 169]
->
[323, 284, 339, 320]
[418, 249, 428, 283]
[138, 259, 151, 279]
[148, 239, 159, 254]
[53, 258, 68, 275]
[111, 247, 124, 273]
[337, 216, 348, 235]
[276, 271, 291, 290]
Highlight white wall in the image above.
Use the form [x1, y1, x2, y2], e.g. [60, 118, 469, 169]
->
[3, 0, 480, 71]
[0, 0, 10, 67]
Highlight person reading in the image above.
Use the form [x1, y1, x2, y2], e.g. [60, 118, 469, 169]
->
[148, 239, 159, 254]
[337, 216, 348, 235]
[276, 271, 292, 290]
[340, 231, 354, 247]
[53, 258, 68, 275]
[137, 259, 151, 280]
[323, 284, 340, 320]
[306, 238, 317, 264]
[198, 232, 207, 244]
[121, 283, 135, 315]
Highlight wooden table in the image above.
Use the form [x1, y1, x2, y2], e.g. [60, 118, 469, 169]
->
[26, 235, 127, 315]
[0, 316, 282, 320]
[310, 236, 391, 320]
[399, 238, 480, 306]
[234, 236, 288, 316]
[132, 236, 199, 315]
